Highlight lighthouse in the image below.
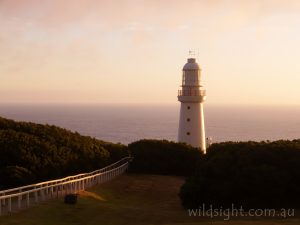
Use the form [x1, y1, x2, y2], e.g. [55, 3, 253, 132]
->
[178, 58, 207, 153]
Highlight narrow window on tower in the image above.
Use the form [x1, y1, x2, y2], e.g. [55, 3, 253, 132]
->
[186, 132, 190, 135]
[187, 118, 190, 122]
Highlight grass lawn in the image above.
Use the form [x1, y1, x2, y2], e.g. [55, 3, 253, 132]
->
[0, 174, 299, 225]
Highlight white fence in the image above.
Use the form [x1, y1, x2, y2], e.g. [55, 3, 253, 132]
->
[0, 157, 132, 216]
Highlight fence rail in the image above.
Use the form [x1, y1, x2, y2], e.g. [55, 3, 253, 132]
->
[0, 157, 132, 216]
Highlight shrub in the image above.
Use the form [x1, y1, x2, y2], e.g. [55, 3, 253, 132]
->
[0, 117, 129, 189]
[0, 166, 35, 189]
[128, 139, 203, 176]
[179, 140, 300, 209]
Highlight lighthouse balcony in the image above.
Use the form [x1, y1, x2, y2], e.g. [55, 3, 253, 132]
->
[178, 89, 206, 97]
[177, 89, 206, 102]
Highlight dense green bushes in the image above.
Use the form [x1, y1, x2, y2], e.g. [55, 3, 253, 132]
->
[0, 166, 35, 188]
[128, 139, 203, 176]
[179, 141, 300, 209]
[3, 116, 300, 210]
[0, 117, 129, 189]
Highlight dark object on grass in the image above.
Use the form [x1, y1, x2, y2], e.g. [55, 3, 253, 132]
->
[64, 194, 78, 204]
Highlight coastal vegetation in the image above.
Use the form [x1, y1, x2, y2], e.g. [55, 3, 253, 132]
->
[128, 139, 300, 208]
[1, 117, 300, 210]
[0, 117, 128, 189]
[128, 139, 203, 176]
[180, 141, 300, 209]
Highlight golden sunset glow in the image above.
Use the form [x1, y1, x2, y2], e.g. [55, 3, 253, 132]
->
[1, 0, 300, 104]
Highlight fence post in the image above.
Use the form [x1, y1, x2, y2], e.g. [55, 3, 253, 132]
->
[8, 198, 11, 213]
[35, 188, 38, 203]
[56, 185, 58, 197]
[45, 184, 48, 196]
[26, 193, 30, 207]
[41, 188, 45, 201]
[2, 194, 5, 206]
[18, 195, 22, 209]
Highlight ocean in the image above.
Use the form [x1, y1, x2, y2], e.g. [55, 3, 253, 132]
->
[0, 103, 299, 144]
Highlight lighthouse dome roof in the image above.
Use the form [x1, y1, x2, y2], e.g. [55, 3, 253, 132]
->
[183, 58, 200, 70]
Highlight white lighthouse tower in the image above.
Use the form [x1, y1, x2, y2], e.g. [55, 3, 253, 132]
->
[178, 58, 207, 153]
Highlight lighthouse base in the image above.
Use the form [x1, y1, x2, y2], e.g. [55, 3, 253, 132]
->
[178, 102, 206, 152]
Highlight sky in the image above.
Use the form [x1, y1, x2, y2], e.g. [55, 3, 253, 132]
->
[1, 0, 300, 105]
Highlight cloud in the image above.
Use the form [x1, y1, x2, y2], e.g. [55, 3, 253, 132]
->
[1, 0, 300, 104]
[2, 0, 300, 36]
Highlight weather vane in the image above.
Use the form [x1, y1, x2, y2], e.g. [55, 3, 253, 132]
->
[188, 49, 199, 58]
